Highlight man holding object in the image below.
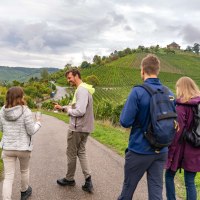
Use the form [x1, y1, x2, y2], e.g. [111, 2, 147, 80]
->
[54, 68, 95, 193]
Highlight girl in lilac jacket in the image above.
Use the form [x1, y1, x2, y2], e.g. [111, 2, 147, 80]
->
[165, 76, 200, 200]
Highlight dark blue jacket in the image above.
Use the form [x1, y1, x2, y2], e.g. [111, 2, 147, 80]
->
[120, 78, 173, 154]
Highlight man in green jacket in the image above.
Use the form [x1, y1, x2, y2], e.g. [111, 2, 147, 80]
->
[55, 68, 95, 193]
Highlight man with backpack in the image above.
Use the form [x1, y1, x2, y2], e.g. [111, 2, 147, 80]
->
[118, 54, 177, 200]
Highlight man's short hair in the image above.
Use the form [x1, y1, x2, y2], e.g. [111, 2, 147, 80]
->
[65, 68, 81, 79]
[141, 54, 160, 75]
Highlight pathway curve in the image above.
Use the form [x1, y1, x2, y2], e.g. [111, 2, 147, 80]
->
[53, 86, 68, 101]
[0, 114, 175, 200]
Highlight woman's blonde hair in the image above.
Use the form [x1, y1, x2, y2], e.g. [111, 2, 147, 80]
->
[176, 76, 200, 102]
[5, 86, 26, 108]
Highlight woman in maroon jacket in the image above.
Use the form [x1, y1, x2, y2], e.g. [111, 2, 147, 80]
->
[165, 76, 200, 200]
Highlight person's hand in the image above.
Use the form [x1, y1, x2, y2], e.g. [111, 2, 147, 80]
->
[62, 105, 71, 112]
[54, 104, 62, 110]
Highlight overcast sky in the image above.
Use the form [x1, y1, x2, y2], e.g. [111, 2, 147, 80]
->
[0, 0, 200, 68]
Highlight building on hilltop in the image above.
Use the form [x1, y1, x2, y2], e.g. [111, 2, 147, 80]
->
[167, 42, 181, 50]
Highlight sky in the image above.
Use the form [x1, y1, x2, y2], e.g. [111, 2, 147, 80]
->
[0, 0, 200, 68]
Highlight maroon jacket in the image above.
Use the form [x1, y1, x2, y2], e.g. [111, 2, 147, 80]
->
[166, 96, 200, 172]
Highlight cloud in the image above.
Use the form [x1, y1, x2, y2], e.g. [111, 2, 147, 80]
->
[181, 25, 200, 44]
[0, 0, 200, 67]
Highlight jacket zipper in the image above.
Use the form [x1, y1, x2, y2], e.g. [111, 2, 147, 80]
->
[75, 117, 77, 129]
[29, 136, 32, 146]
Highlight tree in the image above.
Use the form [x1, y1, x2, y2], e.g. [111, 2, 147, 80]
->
[85, 75, 100, 87]
[137, 45, 145, 52]
[12, 80, 21, 86]
[185, 46, 193, 52]
[93, 55, 101, 65]
[40, 68, 49, 81]
[101, 56, 106, 60]
[81, 61, 91, 68]
[118, 51, 126, 57]
[64, 63, 72, 68]
[124, 48, 132, 55]
[193, 43, 200, 54]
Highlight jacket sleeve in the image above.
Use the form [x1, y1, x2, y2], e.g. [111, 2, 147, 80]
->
[120, 88, 139, 128]
[68, 88, 89, 117]
[24, 108, 41, 136]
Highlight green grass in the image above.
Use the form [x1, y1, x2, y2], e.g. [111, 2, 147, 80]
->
[41, 110, 70, 123]
[176, 171, 200, 199]
[92, 122, 128, 155]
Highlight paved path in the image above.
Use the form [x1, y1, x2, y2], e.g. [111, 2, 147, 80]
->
[0, 114, 172, 200]
[53, 86, 68, 101]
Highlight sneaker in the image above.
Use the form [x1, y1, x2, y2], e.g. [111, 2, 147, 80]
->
[21, 186, 32, 200]
[57, 178, 76, 186]
[82, 176, 94, 193]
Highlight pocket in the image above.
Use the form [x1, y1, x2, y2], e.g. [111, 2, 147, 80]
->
[71, 116, 84, 129]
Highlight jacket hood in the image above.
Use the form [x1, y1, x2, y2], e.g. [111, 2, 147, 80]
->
[2, 105, 25, 121]
[176, 96, 200, 105]
[79, 82, 95, 95]
[71, 82, 95, 105]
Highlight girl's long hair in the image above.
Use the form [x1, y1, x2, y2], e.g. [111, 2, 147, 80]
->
[176, 76, 200, 102]
[5, 86, 26, 108]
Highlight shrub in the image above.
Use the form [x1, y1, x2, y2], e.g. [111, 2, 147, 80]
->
[85, 75, 100, 87]
[0, 95, 5, 107]
[25, 96, 37, 109]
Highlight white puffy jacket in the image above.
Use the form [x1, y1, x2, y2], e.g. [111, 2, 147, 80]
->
[0, 105, 41, 151]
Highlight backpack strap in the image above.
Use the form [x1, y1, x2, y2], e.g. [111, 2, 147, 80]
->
[177, 103, 198, 144]
[135, 83, 168, 96]
[140, 84, 155, 96]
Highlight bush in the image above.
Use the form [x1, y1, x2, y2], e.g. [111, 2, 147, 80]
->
[85, 75, 100, 87]
[111, 103, 124, 125]
[41, 101, 54, 110]
[25, 96, 37, 109]
[0, 95, 5, 107]
[95, 99, 125, 125]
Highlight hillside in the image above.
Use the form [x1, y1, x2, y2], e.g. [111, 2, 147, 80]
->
[0, 66, 59, 82]
[52, 51, 200, 106]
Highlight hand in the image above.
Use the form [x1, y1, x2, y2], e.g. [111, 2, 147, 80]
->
[62, 105, 71, 112]
[54, 104, 62, 110]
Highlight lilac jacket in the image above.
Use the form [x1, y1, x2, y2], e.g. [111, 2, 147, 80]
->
[166, 96, 200, 172]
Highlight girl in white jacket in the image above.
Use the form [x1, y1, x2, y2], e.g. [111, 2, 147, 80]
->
[0, 86, 41, 200]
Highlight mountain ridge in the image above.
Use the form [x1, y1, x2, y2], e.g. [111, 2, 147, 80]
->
[0, 66, 59, 82]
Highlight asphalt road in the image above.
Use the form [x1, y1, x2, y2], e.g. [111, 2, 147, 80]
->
[53, 86, 68, 101]
[0, 114, 172, 200]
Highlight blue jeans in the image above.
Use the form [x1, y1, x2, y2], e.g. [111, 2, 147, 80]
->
[165, 169, 197, 200]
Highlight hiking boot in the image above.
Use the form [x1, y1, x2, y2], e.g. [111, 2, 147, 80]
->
[57, 178, 76, 186]
[82, 176, 94, 193]
[21, 186, 32, 200]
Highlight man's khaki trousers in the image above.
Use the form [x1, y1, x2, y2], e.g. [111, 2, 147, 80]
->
[66, 130, 91, 180]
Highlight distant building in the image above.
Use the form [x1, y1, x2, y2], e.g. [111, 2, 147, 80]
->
[167, 42, 180, 50]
